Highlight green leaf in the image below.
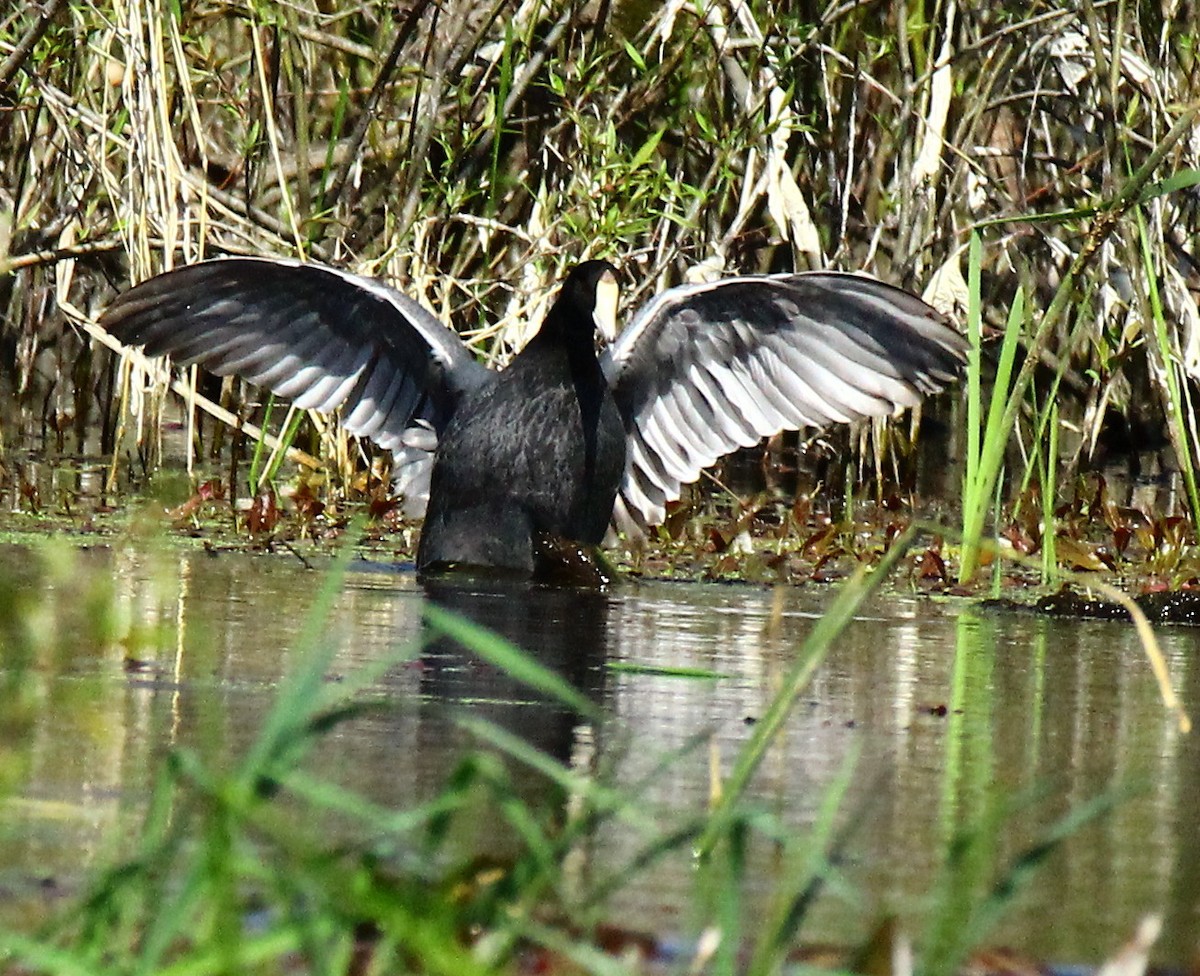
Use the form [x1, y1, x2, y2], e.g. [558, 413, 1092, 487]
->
[1138, 167, 1200, 203]
[629, 126, 666, 171]
[621, 39, 646, 72]
[606, 661, 726, 679]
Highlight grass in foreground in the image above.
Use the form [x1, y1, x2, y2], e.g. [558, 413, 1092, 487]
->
[0, 535, 1142, 976]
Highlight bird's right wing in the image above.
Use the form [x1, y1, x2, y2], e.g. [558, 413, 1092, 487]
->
[601, 271, 968, 535]
[100, 256, 490, 455]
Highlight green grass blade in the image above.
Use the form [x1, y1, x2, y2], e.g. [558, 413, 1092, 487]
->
[960, 272, 1024, 584]
[698, 526, 918, 857]
[234, 523, 361, 792]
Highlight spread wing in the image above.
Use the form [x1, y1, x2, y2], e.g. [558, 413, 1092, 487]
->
[601, 271, 968, 534]
[101, 257, 492, 513]
[100, 256, 489, 451]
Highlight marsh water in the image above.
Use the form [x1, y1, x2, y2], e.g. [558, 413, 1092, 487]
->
[1, 537, 1197, 964]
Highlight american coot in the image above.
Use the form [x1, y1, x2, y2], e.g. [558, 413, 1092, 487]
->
[100, 257, 967, 575]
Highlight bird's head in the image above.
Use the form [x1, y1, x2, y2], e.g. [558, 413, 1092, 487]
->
[548, 260, 620, 344]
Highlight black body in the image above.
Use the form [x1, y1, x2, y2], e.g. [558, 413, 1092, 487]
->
[417, 262, 625, 572]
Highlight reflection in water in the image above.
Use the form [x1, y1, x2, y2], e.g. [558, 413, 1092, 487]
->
[417, 576, 610, 772]
[0, 543, 1198, 963]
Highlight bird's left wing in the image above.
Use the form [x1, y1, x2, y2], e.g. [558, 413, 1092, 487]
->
[600, 271, 968, 535]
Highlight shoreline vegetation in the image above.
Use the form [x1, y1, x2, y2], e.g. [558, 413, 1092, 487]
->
[3, 2, 1200, 591]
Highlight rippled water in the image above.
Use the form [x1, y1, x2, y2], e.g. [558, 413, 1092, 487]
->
[0, 541, 1197, 962]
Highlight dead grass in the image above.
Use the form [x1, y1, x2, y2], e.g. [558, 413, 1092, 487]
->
[2, 0, 1199, 514]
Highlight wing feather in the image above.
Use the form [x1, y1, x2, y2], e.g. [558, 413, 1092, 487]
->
[718, 360, 790, 434]
[686, 363, 761, 449]
[639, 407, 693, 484]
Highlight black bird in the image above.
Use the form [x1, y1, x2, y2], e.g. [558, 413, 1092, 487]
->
[100, 257, 968, 575]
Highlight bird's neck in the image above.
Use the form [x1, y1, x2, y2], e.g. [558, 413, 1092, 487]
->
[528, 310, 597, 367]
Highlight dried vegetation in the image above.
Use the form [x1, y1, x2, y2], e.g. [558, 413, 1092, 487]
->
[2, 0, 1200, 578]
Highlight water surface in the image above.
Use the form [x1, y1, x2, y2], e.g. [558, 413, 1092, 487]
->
[0, 541, 1196, 962]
